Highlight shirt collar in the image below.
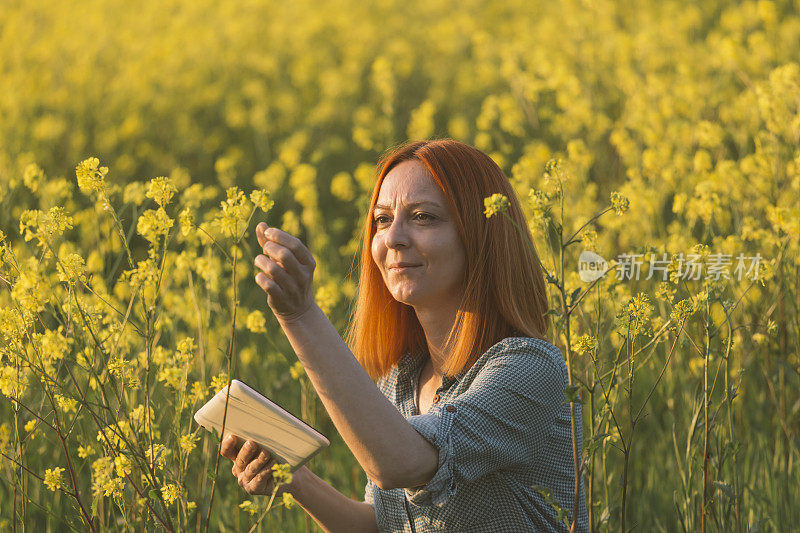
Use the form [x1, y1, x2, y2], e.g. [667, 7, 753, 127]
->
[397, 350, 425, 378]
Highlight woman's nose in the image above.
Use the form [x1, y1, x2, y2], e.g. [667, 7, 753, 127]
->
[384, 217, 409, 249]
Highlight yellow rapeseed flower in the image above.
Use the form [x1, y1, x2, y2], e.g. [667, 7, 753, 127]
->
[56, 394, 78, 414]
[250, 189, 275, 212]
[572, 334, 598, 355]
[114, 455, 132, 477]
[136, 207, 174, 244]
[179, 432, 199, 454]
[78, 445, 96, 459]
[245, 310, 267, 333]
[0, 423, 10, 453]
[190, 381, 207, 404]
[528, 188, 551, 225]
[610, 191, 630, 215]
[57, 253, 87, 284]
[123, 182, 147, 206]
[19, 207, 74, 244]
[146, 176, 177, 208]
[161, 483, 180, 505]
[289, 361, 305, 380]
[75, 157, 108, 194]
[0, 365, 29, 398]
[282, 492, 296, 509]
[44, 467, 65, 492]
[210, 372, 229, 394]
[239, 500, 257, 515]
[22, 163, 46, 193]
[214, 186, 251, 238]
[271, 463, 293, 485]
[315, 282, 341, 316]
[483, 194, 510, 219]
[178, 207, 194, 236]
[670, 299, 695, 326]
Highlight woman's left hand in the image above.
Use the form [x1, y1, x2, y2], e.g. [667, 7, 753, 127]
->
[254, 222, 317, 322]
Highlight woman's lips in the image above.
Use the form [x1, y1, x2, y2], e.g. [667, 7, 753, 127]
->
[389, 265, 420, 272]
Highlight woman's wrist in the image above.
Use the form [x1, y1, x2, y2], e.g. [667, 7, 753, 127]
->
[285, 465, 312, 502]
[279, 464, 377, 532]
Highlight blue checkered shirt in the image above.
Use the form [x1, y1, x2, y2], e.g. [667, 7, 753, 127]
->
[362, 336, 589, 532]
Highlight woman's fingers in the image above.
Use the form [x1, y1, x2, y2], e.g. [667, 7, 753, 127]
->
[245, 464, 277, 495]
[259, 242, 306, 281]
[244, 449, 272, 477]
[232, 440, 261, 476]
[254, 252, 298, 290]
[253, 223, 318, 321]
[239, 454, 276, 494]
[256, 222, 269, 249]
[221, 436, 282, 495]
[254, 271, 286, 302]
[220, 434, 241, 460]
[257, 224, 316, 269]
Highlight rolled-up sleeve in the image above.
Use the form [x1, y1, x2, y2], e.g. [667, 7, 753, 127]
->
[404, 342, 567, 508]
[363, 478, 375, 505]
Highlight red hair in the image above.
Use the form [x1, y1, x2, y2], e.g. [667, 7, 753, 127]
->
[344, 139, 551, 381]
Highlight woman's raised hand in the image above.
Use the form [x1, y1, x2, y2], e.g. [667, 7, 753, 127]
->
[254, 222, 317, 322]
[220, 434, 289, 496]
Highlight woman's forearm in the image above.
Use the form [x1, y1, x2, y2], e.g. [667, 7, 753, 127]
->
[275, 302, 438, 489]
[291, 466, 379, 533]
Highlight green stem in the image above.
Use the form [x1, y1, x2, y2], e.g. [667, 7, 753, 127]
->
[203, 248, 239, 533]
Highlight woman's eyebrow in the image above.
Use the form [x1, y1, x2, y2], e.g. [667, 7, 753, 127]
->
[373, 201, 441, 212]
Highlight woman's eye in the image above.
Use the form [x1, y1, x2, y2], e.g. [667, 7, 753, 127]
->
[373, 213, 434, 225]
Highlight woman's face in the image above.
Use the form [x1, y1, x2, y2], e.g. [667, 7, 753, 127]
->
[371, 159, 467, 310]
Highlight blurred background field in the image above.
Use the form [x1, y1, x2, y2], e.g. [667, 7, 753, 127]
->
[0, 0, 798, 531]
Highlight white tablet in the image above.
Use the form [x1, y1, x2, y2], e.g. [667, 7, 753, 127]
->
[193, 379, 330, 471]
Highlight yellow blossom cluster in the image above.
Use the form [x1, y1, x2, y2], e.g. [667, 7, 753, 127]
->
[91, 456, 124, 498]
[44, 467, 65, 492]
[146, 177, 178, 208]
[75, 158, 108, 194]
[483, 194, 510, 219]
[161, 483, 181, 505]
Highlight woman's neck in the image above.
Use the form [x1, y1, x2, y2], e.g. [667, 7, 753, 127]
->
[413, 300, 461, 376]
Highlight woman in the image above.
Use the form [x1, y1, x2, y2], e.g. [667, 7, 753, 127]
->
[221, 139, 589, 532]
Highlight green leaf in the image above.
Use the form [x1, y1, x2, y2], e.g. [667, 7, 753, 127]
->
[149, 489, 160, 500]
[207, 468, 218, 481]
[583, 433, 610, 456]
[91, 495, 100, 518]
[564, 385, 584, 404]
[569, 287, 581, 306]
[530, 484, 551, 498]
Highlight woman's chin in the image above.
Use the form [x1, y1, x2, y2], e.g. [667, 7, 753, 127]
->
[389, 290, 420, 307]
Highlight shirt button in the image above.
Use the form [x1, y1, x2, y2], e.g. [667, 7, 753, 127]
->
[445, 405, 456, 412]
[432, 394, 440, 403]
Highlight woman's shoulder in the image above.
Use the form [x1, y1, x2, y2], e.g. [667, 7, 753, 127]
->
[474, 336, 568, 385]
[488, 335, 564, 364]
